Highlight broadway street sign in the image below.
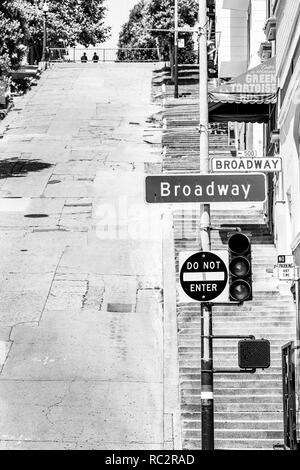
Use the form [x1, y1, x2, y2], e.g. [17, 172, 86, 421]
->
[145, 173, 266, 204]
[212, 157, 282, 173]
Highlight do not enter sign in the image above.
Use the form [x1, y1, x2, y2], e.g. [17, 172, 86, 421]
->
[180, 252, 228, 302]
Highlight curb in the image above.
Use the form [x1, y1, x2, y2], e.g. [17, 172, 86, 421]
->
[162, 210, 182, 450]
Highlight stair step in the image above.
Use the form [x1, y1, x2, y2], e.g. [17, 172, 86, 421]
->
[182, 411, 283, 420]
[214, 439, 282, 450]
[182, 438, 281, 450]
[182, 388, 282, 397]
[183, 430, 283, 439]
[183, 420, 282, 431]
[181, 381, 281, 389]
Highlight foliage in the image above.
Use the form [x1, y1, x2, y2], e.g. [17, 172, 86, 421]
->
[147, 0, 198, 42]
[0, 0, 28, 75]
[117, 1, 157, 61]
[118, 0, 199, 63]
[25, 0, 110, 50]
[0, 0, 111, 74]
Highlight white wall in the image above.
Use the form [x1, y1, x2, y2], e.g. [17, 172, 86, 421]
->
[249, 0, 267, 67]
[276, 1, 300, 254]
[216, 0, 267, 76]
[216, 0, 267, 154]
[276, 0, 300, 78]
[216, 0, 249, 78]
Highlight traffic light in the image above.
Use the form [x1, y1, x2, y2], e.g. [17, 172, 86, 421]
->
[228, 233, 252, 302]
[238, 339, 271, 369]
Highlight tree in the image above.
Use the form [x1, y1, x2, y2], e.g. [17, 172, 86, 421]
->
[75, 0, 110, 47]
[0, 1, 111, 71]
[25, 0, 111, 63]
[0, 0, 29, 75]
[118, 0, 198, 64]
[117, 1, 158, 61]
[147, 0, 199, 65]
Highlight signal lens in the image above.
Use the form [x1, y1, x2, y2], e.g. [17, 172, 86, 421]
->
[229, 256, 251, 278]
[230, 280, 252, 301]
[228, 233, 251, 255]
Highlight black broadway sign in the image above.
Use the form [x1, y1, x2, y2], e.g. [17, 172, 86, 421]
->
[145, 173, 266, 204]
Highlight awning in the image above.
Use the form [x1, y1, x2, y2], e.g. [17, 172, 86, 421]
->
[209, 57, 277, 123]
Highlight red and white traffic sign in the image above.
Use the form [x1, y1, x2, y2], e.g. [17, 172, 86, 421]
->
[179, 251, 229, 303]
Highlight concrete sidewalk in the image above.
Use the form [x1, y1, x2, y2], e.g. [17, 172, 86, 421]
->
[0, 63, 180, 450]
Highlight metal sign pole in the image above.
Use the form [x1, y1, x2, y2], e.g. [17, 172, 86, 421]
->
[42, 13, 47, 62]
[201, 302, 214, 450]
[198, 0, 214, 451]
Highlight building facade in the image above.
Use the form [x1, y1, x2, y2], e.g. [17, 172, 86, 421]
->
[216, 0, 267, 78]
[212, 0, 300, 447]
[274, 0, 300, 267]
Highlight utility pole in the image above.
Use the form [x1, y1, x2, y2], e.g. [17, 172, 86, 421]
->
[174, 0, 179, 98]
[199, 0, 209, 175]
[198, 0, 214, 451]
[42, 14, 47, 62]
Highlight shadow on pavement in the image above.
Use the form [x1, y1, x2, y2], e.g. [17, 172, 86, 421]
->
[0, 158, 53, 179]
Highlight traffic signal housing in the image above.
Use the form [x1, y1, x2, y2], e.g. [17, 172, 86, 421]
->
[238, 339, 271, 369]
[228, 233, 252, 302]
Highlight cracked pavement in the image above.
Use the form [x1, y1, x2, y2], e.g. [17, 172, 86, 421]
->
[0, 63, 170, 450]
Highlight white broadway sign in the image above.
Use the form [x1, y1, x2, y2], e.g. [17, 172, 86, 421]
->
[212, 157, 282, 173]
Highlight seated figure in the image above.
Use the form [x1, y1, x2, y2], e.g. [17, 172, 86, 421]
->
[93, 53, 100, 63]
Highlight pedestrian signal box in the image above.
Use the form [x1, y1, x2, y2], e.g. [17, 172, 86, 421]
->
[228, 233, 252, 302]
[238, 339, 271, 369]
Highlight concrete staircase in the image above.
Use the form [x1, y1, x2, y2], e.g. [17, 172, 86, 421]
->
[175, 206, 296, 450]
[153, 69, 296, 450]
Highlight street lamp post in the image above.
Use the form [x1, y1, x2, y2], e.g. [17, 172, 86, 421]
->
[42, 2, 49, 62]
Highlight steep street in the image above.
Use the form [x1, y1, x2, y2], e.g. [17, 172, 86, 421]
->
[0, 63, 179, 450]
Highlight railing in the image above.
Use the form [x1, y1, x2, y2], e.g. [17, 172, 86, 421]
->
[48, 47, 160, 63]
[282, 342, 299, 450]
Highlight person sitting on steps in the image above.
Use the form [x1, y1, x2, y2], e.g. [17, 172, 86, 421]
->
[81, 52, 88, 63]
[92, 52, 99, 63]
